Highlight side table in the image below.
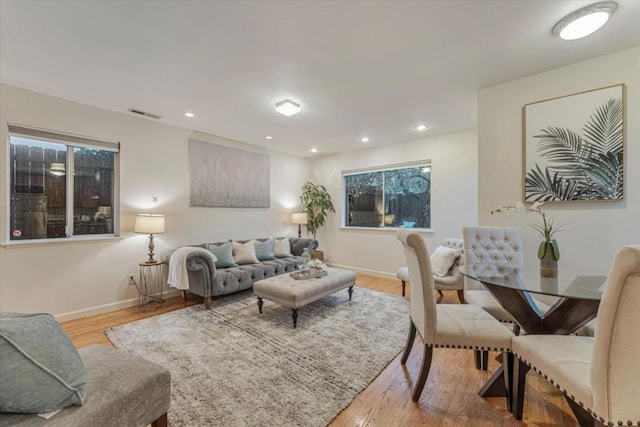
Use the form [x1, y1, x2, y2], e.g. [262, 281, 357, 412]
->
[138, 261, 165, 309]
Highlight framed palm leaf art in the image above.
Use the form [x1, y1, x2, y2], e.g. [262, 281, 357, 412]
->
[523, 84, 625, 202]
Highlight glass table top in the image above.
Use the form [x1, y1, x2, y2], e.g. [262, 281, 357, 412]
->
[460, 263, 606, 301]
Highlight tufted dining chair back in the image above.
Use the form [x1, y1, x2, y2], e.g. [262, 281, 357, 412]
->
[396, 229, 437, 342]
[590, 245, 640, 422]
[462, 226, 523, 291]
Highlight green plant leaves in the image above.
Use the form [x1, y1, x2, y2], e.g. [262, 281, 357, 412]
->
[525, 97, 623, 201]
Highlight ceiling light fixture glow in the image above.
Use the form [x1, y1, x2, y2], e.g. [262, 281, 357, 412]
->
[361, 137, 370, 143]
[265, 136, 273, 140]
[416, 124, 428, 131]
[552, 1, 617, 40]
[185, 112, 195, 118]
[310, 147, 318, 153]
[275, 99, 301, 116]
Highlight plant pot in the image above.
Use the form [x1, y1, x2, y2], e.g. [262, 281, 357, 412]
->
[311, 250, 325, 261]
[540, 242, 558, 278]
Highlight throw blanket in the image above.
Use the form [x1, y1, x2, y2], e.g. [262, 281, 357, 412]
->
[165, 247, 217, 290]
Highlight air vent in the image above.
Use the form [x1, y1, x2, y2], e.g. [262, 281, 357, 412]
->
[127, 108, 162, 120]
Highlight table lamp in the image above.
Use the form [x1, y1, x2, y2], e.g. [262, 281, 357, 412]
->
[134, 214, 165, 263]
[291, 212, 308, 238]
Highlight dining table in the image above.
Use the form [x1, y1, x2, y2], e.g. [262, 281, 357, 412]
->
[459, 263, 606, 416]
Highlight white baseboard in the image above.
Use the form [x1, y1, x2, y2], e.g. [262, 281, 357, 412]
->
[325, 262, 397, 279]
[55, 289, 183, 322]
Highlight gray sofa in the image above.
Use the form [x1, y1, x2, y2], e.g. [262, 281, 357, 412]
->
[162, 237, 318, 309]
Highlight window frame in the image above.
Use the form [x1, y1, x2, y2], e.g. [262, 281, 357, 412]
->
[5, 124, 120, 245]
[341, 160, 432, 231]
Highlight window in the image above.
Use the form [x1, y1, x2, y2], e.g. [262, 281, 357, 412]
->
[343, 161, 431, 229]
[7, 124, 119, 242]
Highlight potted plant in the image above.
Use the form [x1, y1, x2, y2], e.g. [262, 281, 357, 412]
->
[491, 201, 564, 277]
[300, 182, 336, 260]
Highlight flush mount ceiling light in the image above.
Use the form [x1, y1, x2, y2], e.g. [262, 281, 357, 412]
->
[552, 1, 617, 40]
[416, 124, 428, 131]
[185, 112, 195, 118]
[310, 147, 318, 153]
[275, 99, 301, 116]
[265, 136, 273, 140]
[361, 136, 370, 143]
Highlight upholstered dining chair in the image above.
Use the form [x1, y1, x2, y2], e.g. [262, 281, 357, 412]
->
[511, 246, 640, 426]
[395, 230, 514, 403]
[396, 237, 465, 303]
[461, 226, 552, 370]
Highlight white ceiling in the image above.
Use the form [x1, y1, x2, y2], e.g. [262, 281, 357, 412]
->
[1, 1, 639, 158]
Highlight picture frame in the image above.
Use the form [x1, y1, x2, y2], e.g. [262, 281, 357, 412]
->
[189, 139, 270, 208]
[523, 84, 625, 202]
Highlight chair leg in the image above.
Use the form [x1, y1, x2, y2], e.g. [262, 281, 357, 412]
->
[474, 349, 489, 370]
[513, 323, 521, 336]
[401, 318, 417, 365]
[412, 344, 434, 402]
[456, 289, 465, 304]
[512, 358, 530, 420]
[152, 413, 168, 427]
[502, 352, 514, 412]
[401, 280, 406, 297]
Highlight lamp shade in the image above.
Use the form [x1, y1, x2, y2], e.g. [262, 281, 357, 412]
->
[134, 214, 165, 234]
[291, 212, 308, 225]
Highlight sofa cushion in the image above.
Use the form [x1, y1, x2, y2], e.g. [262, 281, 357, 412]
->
[233, 240, 260, 264]
[205, 241, 238, 268]
[0, 312, 87, 414]
[430, 245, 461, 277]
[255, 238, 276, 261]
[274, 238, 292, 257]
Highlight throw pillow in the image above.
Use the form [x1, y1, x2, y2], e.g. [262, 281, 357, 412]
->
[430, 245, 461, 278]
[255, 238, 276, 261]
[205, 241, 238, 268]
[290, 238, 313, 256]
[0, 312, 88, 414]
[233, 240, 260, 264]
[274, 237, 292, 257]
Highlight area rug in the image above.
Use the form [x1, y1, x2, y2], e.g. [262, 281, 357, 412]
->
[106, 287, 410, 427]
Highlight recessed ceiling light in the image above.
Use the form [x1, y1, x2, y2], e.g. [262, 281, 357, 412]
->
[552, 1, 617, 40]
[275, 99, 301, 116]
[416, 124, 428, 131]
[310, 147, 318, 153]
[265, 136, 273, 140]
[185, 112, 195, 118]
[361, 137, 370, 143]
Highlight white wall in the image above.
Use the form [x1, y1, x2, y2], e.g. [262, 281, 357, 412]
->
[0, 84, 311, 319]
[478, 47, 640, 274]
[311, 129, 478, 276]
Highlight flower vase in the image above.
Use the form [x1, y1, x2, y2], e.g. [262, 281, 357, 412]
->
[540, 241, 558, 278]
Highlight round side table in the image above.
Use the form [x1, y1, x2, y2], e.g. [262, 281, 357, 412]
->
[138, 261, 165, 309]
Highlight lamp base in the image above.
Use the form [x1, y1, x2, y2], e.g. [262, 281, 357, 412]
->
[147, 234, 157, 263]
[297, 224, 302, 238]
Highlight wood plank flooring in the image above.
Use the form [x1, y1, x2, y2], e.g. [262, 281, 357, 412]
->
[60, 272, 578, 426]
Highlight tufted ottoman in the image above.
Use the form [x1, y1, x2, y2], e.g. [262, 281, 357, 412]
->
[253, 267, 356, 328]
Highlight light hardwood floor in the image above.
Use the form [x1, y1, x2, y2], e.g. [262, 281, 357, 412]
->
[60, 272, 578, 426]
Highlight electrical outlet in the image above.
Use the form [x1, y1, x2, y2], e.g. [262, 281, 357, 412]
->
[128, 274, 135, 284]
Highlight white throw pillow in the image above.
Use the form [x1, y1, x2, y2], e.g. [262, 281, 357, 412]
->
[274, 238, 292, 257]
[430, 246, 461, 277]
[232, 240, 259, 264]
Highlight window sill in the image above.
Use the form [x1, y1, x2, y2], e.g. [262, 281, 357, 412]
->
[339, 226, 434, 233]
[2, 235, 122, 249]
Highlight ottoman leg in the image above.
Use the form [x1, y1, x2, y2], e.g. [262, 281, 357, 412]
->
[292, 308, 298, 328]
[257, 298, 263, 313]
[348, 285, 354, 301]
